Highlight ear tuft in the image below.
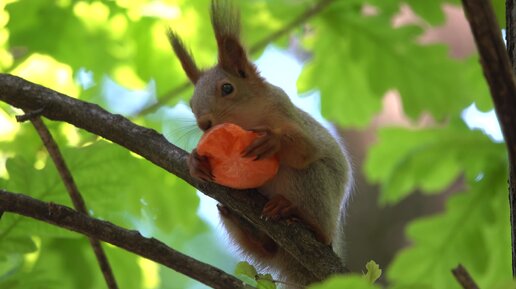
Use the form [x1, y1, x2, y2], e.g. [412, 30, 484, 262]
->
[211, 0, 258, 79]
[167, 28, 202, 84]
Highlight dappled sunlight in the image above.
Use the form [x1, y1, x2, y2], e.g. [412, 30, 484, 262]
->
[139, 257, 160, 289]
[0, 108, 18, 142]
[11, 54, 80, 97]
[73, 1, 110, 30]
[0, 1, 512, 289]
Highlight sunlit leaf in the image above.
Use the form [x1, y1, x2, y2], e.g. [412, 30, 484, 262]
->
[364, 125, 505, 204]
[387, 166, 511, 289]
[363, 260, 382, 284]
[299, 2, 490, 126]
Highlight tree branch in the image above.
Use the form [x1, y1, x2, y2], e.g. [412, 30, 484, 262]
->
[506, 0, 516, 277]
[18, 114, 119, 289]
[135, 0, 335, 116]
[460, 0, 516, 277]
[0, 190, 256, 289]
[452, 264, 480, 289]
[0, 73, 347, 282]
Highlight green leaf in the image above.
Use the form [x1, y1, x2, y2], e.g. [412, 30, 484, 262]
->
[363, 260, 382, 284]
[0, 236, 36, 255]
[235, 261, 259, 286]
[235, 261, 258, 278]
[364, 125, 505, 204]
[56, 140, 203, 235]
[32, 238, 101, 289]
[387, 166, 512, 289]
[104, 245, 143, 289]
[31, 237, 143, 289]
[257, 273, 276, 289]
[493, 280, 516, 289]
[299, 3, 490, 127]
[308, 275, 380, 289]
[404, 0, 457, 25]
[0, 150, 77, 239]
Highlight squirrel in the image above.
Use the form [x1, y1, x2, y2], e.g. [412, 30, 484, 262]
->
[168, 1, 352, 288]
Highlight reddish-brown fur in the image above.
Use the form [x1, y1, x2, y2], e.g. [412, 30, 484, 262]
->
[169, 1, 352, 288]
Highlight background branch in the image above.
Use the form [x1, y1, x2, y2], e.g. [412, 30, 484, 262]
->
[19, 114, 118, 289]
[135, 0, 335, 116]
[0, 73, 347, 283]
[506, 0, 516, 277]
[0, 190, 256, 289]
[452, 264, 480, 289]
[460, 0, 516, 276]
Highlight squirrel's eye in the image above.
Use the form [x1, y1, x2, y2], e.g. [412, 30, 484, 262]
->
[221, 83, 234, 96]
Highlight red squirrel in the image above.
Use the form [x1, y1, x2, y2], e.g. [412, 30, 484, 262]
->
[168, 1, 352, 287]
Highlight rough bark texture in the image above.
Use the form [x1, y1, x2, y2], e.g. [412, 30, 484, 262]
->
[0, 190, 255, 289]
[0, 73, 347, 282]
[507, 0, 516, 277]
[461, 0, 516, 276]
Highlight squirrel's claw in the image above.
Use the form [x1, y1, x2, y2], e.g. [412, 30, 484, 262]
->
[262, 195, 297, 221]
[187, 149, 213, 182]
[242, 127, 281, 160]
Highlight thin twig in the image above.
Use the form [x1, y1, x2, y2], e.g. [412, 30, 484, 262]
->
[0, 190, 256, 289]
[248, 0, 334, 55]
[20, 113, 119, 289]
[15, 108, 44, 122]
[460, 0, 516, 277]
[135, 0, 335, 116]
[452, 264, 480, 289]
[0, 73, 348, 282]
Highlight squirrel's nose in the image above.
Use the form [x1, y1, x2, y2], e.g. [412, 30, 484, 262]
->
[198, 119, 212, 131]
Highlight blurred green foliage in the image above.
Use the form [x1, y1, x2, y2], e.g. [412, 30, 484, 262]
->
[0, 0, 511, 289]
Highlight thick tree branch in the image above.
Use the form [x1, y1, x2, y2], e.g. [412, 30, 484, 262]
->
[460, 0, 516, 276]
[0, 73, 347, 282]
[136, 0, 335, 116]
[0, 190, 255, 289]
[506, 0, 516, 277]
[19, 114, 119, 289]
[507, 0, 516, 74]
[452, 264, 480, 289]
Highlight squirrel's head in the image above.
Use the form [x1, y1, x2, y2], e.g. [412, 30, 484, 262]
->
[168, 0, 265, 131]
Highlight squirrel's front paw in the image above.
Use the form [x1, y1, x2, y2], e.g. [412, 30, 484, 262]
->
[261, 195, 297, 221]
[242, 126, 281, 160]
[187, 149, 213, 182]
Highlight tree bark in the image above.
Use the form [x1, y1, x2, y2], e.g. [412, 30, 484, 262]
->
[0, 73, 347, 283]
[0, 190, 256, 289]
[507, 0, 516, 277]
[452, 264, 480, 289]
[461, 0, 516, 277]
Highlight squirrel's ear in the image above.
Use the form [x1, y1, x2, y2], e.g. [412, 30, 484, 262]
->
[167, 29, 202, 84]
[211, 0, 259, 78]
[219, 37, 257, 78]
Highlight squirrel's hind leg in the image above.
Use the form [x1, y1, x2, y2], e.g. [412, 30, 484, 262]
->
[217, 204, 278, 258]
